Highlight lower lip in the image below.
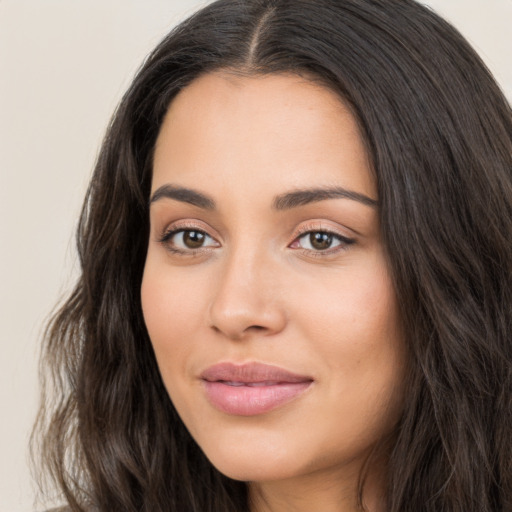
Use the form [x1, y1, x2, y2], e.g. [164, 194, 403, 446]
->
[202, 381, 312, 416]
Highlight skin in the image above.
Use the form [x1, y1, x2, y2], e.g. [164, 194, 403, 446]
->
[141, 71, 406, 512]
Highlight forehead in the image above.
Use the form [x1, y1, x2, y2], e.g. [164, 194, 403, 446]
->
[152, 71, 375, 201]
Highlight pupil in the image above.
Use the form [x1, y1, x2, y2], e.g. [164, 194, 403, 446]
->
[310, 232, 332, 250]
[184, 231, 205, 248]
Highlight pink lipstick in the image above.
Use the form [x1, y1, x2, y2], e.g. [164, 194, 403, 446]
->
[200, 362, 313, 416]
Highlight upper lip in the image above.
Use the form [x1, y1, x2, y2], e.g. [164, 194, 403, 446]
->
[200, 362, 313, 384]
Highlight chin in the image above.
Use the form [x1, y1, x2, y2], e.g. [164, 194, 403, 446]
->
[208, 454, 305, 483]
[193, 427, 310, 482]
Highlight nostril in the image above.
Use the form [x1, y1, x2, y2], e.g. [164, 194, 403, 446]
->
[248, 325, 265, 331]
[210, 323, 267, 340]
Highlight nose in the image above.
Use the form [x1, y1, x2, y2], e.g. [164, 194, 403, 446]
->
[208, 248, 287, 340]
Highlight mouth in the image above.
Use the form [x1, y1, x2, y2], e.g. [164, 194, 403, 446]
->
[200, 362, 313, 416]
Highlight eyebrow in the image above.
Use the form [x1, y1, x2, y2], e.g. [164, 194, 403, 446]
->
[150, 184, 216, 209]
[273, 187, 377, 210]
[149, 184, 377, 210]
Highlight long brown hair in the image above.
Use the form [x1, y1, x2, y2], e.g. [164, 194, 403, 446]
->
[33, 0, 512, 510]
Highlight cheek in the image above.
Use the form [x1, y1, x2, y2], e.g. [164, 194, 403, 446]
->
[140, 263, 202, 370]
[297, 255, 401, 356]
[295, 256, 405, 417]
[140, 265, 207, 431]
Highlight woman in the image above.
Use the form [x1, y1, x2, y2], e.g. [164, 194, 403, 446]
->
[34, 0, 512, 510]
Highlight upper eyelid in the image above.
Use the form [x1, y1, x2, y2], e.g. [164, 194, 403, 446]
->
[296, 230, 351, 242]
[158, 220, 217, 238]
[159, 226, 218, 245]
[293, 229, 355, 247]
[156, 220, 356, 245]
[293, 222, 355, 239]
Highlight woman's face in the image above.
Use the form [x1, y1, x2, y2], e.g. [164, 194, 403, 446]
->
[142, 72, 405, 487]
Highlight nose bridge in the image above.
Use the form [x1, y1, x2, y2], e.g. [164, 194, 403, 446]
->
[208, 238, 285, 339]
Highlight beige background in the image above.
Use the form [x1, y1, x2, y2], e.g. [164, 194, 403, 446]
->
[1, 1, 511, 511]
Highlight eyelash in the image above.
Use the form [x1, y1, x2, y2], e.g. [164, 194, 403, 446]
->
[158, 223, 217, 256]
[158, 223, 355, 257]
[292, 224, 355, 257]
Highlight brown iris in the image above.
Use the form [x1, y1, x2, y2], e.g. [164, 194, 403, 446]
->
[310, 232, 333, 250]
[183, 230, 206, 249]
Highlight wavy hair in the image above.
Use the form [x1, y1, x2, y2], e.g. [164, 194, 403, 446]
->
[33, 0, 512, 510]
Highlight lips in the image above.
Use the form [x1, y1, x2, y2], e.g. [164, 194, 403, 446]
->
[200, 362, 313, 416]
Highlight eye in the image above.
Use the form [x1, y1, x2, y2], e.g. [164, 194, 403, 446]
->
[291, 230, 355, 253]
[160, 228, 219, 252]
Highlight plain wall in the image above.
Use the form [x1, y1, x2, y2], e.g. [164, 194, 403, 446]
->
[1, 1, 511, 511]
